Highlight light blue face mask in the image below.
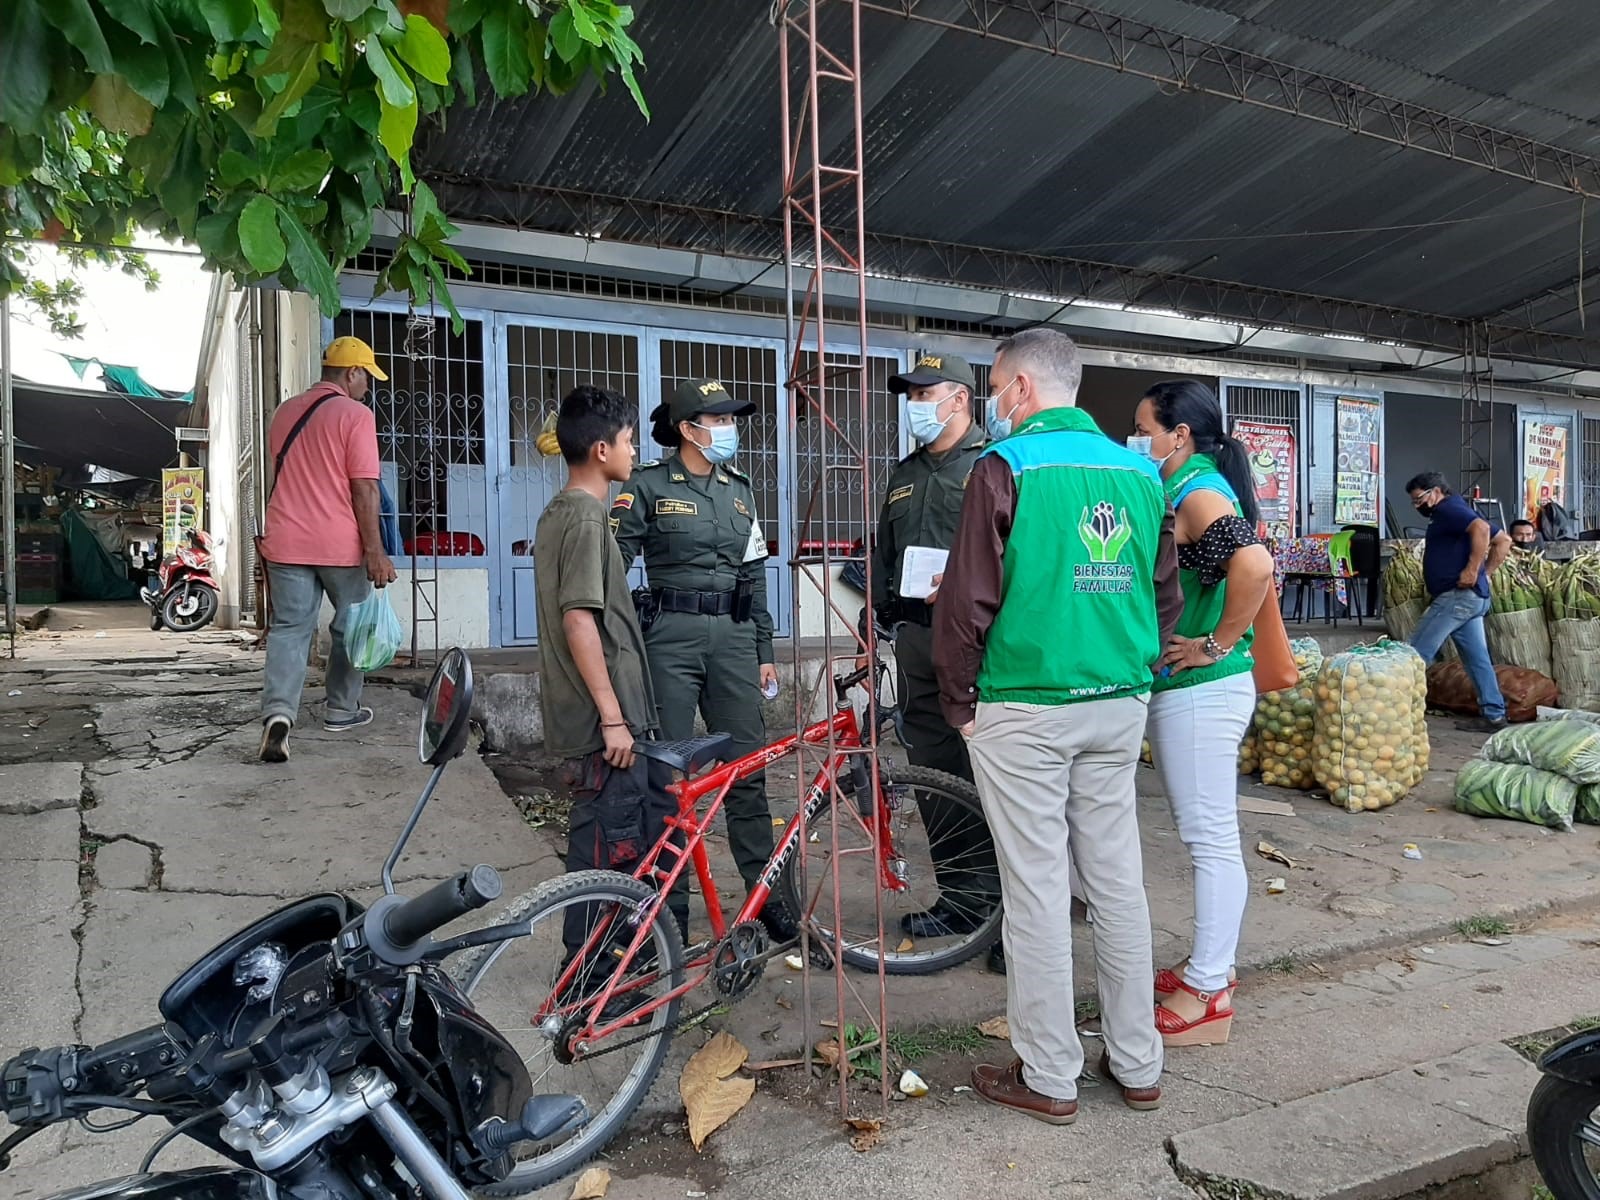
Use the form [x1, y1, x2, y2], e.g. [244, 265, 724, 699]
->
[983, 379, 1021, 441]
[905, 398, 950, 445]
[1126, 435, 1174, 471]
[692, 422, 740, 465]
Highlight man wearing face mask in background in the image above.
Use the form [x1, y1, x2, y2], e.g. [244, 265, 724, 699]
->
[863, 352, 1005, 974]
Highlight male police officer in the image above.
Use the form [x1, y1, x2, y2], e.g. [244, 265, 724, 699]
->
[866, 351, 1004, 973]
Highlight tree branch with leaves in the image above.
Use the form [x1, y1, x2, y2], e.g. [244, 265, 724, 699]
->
[0, 0, 648, 333]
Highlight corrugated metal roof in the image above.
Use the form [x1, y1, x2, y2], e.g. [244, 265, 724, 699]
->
[414, 0, 1600, 358]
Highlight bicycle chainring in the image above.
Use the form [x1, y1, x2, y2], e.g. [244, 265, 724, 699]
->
[712, 921, 769, 997]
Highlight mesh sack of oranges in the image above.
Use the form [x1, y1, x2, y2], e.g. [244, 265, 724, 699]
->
[1312, 640, 1430, 813]
[1254, 638, 1324, 790]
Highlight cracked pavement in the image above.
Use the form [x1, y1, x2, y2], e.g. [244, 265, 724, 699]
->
[1, 621, 1598, 1200]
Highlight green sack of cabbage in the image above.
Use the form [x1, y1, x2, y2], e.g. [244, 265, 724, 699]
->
[1481, 720, 1600, 784]
[1454, 760, 1577, 831]
[1578, 784, 1600, 825]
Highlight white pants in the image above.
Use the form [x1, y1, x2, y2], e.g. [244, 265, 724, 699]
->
[1146, 671, 1256, 993]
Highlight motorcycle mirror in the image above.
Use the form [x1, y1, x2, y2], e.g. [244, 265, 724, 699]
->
[419, 649, 474, 767]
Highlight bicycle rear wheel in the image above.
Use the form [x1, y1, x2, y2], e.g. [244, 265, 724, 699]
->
[778, 763, 1001, 975]
[450, 870, 682, 1196]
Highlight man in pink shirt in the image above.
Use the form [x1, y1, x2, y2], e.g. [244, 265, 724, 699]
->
[258, 337, 398, 763]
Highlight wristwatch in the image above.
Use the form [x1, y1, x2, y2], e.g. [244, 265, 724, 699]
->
[1203, 633, 1231, 661]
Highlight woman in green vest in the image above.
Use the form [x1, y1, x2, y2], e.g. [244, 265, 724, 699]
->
[1131, 380, 1275, 1047]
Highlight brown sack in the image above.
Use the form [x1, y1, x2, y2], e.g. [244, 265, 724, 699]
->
[1426, 662, 1558, 724]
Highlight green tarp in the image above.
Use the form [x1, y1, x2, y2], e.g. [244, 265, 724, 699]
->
[60, 510, 139, 601]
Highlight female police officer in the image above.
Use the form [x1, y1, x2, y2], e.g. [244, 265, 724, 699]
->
[610, 378, 797, 944]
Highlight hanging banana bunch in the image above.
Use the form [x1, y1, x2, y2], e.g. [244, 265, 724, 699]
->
[535, 410, 562, 458]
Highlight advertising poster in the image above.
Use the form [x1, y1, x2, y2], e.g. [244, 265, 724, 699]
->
[162, 468, 205, 555]
[1521, 421, 1569, 522]
[1231, 419, 1297, 540]
[1333, 397, 1382, 526]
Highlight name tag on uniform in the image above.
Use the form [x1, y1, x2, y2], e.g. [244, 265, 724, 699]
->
[887, 485, 914, 505]
[656, 498, 698, 516]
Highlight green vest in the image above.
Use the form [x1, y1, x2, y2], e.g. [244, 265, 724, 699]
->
[976, 407, 1168, 706]
[1152, 455, 1255, 693]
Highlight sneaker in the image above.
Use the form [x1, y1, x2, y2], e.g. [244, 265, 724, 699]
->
[755, 896, 800, 945]
[259, 717, 291, 763]
[1454, 716, 1508, 734]
[325, 707, 375, 732]
[900, 900, 986, 938]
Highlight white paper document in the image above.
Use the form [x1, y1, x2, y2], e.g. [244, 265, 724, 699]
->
[899, 545, 949, 600]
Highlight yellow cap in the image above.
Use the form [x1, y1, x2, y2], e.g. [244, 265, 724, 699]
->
[322, 336, 388, 381]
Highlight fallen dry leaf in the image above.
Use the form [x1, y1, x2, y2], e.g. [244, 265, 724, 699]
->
[977, 1015, 1010, 1040]
[814, 1037, 848, 1075]
[774, 993, 793, 1010]
[679, 1032, 756, 1151]
[1255, 840, 1305, 870]
[568, 1167, 611, 1200]
[895, 936, 915, 953]
[846, 1117, 883, 1152]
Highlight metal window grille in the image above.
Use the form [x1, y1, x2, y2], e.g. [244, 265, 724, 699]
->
[792, 350, 901, 551]
[334, 311, 489, 560]
[1583, 415, 1600, 529]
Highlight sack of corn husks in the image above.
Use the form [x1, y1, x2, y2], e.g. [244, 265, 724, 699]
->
[1454, 760, 1577, 831]
[1546, 556, 1600, 712]
[1313, 640, 1429, 812]
[1427, 662, 1557, 724]
[1480, 721, 1600, 784]
[1383, 545, 1458, 663]
[1577, 784, 1600, 825]
[1255, 639, 1323, 790]
[1485, 554, 1553, 675]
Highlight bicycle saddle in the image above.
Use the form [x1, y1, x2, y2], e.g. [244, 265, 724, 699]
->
[633, 733, 735, 774]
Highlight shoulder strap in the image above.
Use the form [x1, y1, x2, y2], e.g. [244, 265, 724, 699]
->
[269, 388, 339, 497]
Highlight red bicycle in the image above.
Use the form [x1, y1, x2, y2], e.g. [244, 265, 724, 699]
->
[450, 660, 1000, 1192]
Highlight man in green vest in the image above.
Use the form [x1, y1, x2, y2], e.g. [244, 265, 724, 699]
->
[865, 351, 1003, 973]
[934, 327, 1184, 1125]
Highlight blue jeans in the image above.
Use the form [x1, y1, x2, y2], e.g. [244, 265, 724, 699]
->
[1409, 589, 1505, 721]
[262, 563, 372, 725]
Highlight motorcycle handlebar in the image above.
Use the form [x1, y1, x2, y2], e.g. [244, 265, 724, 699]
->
[382, 865, 503, 951]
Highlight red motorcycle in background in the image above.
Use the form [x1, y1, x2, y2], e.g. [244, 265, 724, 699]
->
[141, 528, 220, 632]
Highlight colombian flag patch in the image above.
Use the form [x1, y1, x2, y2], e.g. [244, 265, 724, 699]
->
[612, 492, 634, 511]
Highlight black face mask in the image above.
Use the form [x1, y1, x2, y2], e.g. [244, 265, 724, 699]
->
[1416, 502, 1437, 518]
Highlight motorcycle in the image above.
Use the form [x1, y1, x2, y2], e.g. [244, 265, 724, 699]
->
[1527, 1027, 1600, 1198]
[0, 649, 590, 1200]
[142, 530, 220, 633]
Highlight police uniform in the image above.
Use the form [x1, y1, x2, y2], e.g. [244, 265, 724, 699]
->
[872, 352, 1002, 963]
[611, 379, 785, 933]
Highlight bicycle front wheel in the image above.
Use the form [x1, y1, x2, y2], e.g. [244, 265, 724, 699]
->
[778, 763, 1002, 975]
[451, 870, 683, 1196]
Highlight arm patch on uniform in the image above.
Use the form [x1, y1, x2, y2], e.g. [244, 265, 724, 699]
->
[887, 485, 914, 505]
[612, 492, 634, 511]
[734, 498, 751, 516]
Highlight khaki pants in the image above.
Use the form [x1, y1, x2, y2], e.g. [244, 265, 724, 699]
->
[966, 694, 1162, 1100]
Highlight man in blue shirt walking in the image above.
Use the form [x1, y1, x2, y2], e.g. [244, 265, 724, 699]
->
[1404, 472, 1514, 733]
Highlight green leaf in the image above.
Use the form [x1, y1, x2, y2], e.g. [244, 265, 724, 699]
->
[218, 149, 260, 187]
[197, 0, 254, 41]
[195, 209, 243, 268]
[409, 179, 452, 246]
[100, 0, 159, 45]
[239, 194, 287, 272]
[279, 0, 329, 43]
[270, 147, 332, 191]
[378, 92, 418, 179]
[425, 258, 465, 334]
[569, 1, 603, 47]
[153, 6, 198, 113]
[157, 125, 205, 235]
[41, 0, 114, 75]
[480, 3, 531, 96]
[278, 205, 341, 313]
[364, 39, 415, 108]
[448, 31, 477, 106]
[254, 42, 322, 135]
[549, 6, 581, 62]
[616, 54, 648, 119]
[397, 12, 450, 84]
[447, 0, 490, 35]
[86, 74, 155, 135]
[251, 0, 281, 41]
[0, 1, 51, 136]
[320, 0, 373, 18]
[102, 21, 171, 106]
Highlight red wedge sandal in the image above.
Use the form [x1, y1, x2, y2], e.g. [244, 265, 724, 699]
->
[1155, 979, 1234, 1047]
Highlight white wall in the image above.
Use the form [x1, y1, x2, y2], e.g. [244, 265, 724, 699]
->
[202, 300, 243, 627]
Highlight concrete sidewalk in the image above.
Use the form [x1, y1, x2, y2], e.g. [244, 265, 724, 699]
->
[1, 629, 1596, 1200]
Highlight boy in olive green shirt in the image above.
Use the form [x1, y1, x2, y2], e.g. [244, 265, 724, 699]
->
[534, 386, 687, 958]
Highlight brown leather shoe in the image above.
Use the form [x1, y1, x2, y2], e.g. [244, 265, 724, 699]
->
[1097, 1051, 1162, 1110]
[971, 1059, 1078, 1125]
